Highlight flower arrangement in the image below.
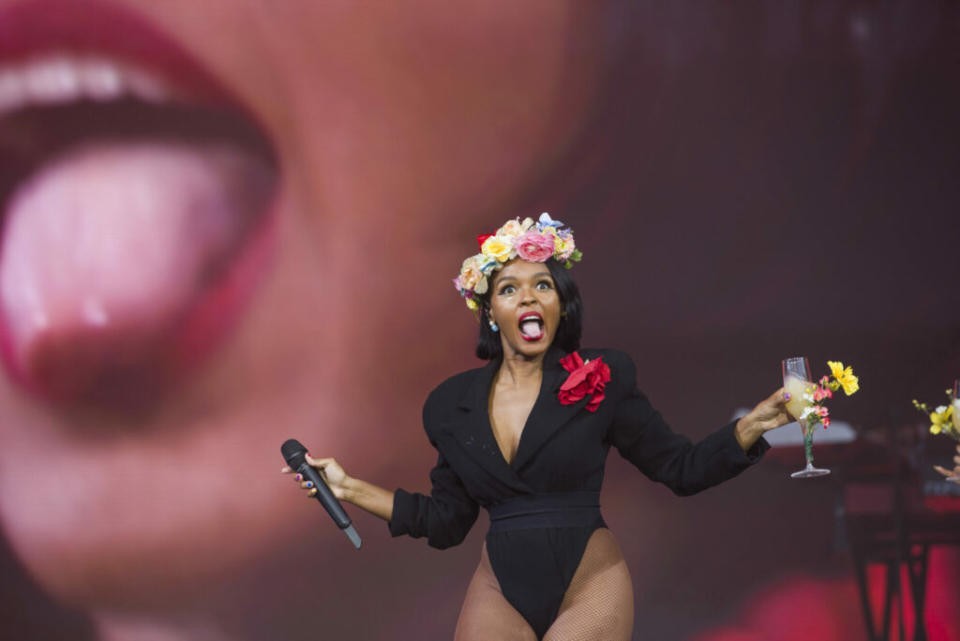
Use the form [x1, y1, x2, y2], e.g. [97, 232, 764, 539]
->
[788, 361, 859, 468]
[453, 213, 581, 311]
[797, 361, 860, 430]
[912, 390, 960, 442]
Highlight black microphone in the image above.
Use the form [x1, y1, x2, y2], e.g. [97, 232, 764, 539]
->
[281, 438, 361, 549]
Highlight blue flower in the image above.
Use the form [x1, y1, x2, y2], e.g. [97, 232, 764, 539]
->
[537, 212, 562, 229]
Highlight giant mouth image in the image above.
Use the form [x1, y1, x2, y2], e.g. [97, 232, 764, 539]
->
[0, 0, 279, 410]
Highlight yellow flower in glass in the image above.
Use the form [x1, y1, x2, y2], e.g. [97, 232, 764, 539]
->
[827, 361, 859, 395]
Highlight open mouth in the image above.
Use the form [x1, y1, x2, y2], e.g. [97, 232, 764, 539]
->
[0, 1, 279, 409]
[518, 311, 545, 342]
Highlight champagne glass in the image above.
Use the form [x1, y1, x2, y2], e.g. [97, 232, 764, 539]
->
[782, 357, 830, 478]
[952, 379, 960, 436]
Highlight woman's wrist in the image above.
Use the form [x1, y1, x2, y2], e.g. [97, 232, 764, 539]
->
[337, 476, 395, 521]
[339, 475, 360, 503]
[735, 415, 763, 452]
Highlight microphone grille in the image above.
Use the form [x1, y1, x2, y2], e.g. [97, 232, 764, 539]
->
[281, 439, 307, 468]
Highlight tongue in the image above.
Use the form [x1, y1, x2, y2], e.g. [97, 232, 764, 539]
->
[521, 319, 541, 337]
[0, 141, 273, 402]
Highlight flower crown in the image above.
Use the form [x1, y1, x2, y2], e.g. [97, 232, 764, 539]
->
[453, 213, 581, 311]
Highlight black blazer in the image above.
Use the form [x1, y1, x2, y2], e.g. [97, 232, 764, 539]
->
[389, 346, 769, 549]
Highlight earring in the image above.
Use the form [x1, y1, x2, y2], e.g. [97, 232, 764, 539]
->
[489, 320, 499, 332]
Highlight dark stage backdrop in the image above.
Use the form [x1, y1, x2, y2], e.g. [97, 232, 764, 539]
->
[1, 2, 959, 640]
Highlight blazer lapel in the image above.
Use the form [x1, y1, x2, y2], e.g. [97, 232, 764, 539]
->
[511, 346, 589, 472]
[448, 357, 529, 491]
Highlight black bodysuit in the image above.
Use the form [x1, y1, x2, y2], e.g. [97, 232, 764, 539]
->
[389, 346, 769, 639]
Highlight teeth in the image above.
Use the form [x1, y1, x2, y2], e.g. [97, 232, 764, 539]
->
[0, 54, 174, 119]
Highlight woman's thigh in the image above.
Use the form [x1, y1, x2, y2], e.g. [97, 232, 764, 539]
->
[454, 543, 538, 641]
[543, 528, 634, 641]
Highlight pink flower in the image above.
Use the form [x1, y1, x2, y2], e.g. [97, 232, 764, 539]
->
[816, 406, 829, 417]
[822, 417, 831, 428]
[514, 231, 556, 262]
[558, 352, 611, 412]
[813, 386, 834, 402]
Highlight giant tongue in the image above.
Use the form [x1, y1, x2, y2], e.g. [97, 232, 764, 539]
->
[0, 140, 274, 405]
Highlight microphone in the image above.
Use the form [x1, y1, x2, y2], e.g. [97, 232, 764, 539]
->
[281, 438, 362, 549]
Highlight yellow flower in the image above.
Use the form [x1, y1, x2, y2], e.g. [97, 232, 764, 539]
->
[465, 297, 479, 311]
[930, 405, 953, 435]
[828, 360, 859, 396]
[554, 235, 576, 258]
[481, 236, 513, 262]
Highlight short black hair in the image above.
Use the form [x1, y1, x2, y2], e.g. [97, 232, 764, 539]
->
[475, 258, 583, 360]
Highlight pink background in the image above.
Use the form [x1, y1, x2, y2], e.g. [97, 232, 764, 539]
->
[1, 2, 958, 640]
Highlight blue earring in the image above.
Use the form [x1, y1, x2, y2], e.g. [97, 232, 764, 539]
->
[489, 320, 499, 332]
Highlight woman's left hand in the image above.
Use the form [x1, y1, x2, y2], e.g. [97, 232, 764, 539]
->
[735, 388, 792, 451]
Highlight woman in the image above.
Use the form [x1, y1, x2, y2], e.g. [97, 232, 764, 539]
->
[284, 214, 793, 640]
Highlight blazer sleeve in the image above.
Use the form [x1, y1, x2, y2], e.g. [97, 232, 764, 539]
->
[606, 351, 769, 496]
[387, 388, 479, 550]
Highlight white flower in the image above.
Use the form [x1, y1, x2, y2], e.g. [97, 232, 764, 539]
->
[799, 407, 815, 420]
[935, 405, 948, 414]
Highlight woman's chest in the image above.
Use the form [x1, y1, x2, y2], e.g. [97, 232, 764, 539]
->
[488, 383, 540, 466]
[436, 399, 617, 502]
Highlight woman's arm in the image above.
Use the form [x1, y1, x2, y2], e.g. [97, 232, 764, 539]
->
[282, 450, 479, 549]
[282, 455, 394, 521]
[281, 385, 479, 547]
[605, 349, 781, 496]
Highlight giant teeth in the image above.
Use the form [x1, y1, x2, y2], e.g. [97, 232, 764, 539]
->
[0, 54, 175, 119]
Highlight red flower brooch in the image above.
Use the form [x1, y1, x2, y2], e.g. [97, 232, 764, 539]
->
[558, 352, 611, 412]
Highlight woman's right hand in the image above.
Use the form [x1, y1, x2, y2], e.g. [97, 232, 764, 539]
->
[281, 454, 350, 499]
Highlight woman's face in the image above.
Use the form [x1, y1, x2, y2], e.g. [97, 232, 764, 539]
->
[487, 259, 562, 360]
[0, 0, 606, 618]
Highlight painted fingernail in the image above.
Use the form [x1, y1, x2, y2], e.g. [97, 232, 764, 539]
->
[295, 474, 301, 481]
[306, 481, 314, 488]
[784, 393, 791, 400]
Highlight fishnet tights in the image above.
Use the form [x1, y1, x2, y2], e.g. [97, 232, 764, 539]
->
[454, 528, 634, 641]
